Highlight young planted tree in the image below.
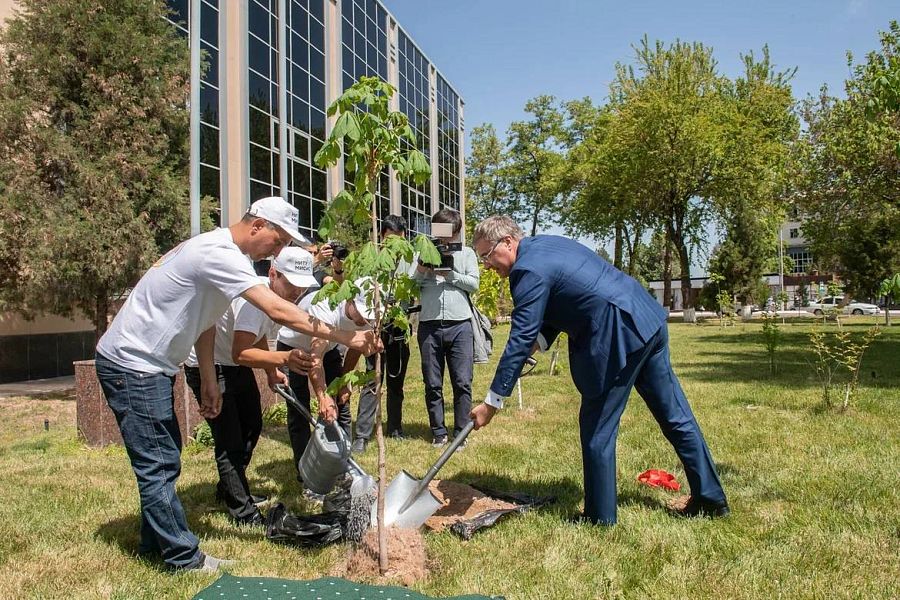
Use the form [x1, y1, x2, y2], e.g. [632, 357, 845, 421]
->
[312, 76, 437, 573]
[878, 273, 900, 326]
[0, 0, 190, 340]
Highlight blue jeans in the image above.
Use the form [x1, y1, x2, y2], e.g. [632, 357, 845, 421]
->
[95, 353, 203, 569]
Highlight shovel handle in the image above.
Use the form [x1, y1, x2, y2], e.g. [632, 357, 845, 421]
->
[398, 420, 475, 514]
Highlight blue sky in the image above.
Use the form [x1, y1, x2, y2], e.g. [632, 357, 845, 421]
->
[383, 0, 897, 271]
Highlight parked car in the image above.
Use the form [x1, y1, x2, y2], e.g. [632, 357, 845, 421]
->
[804, 296, 881, 316]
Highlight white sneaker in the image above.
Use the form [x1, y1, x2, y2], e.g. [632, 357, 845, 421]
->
[187, 554, 234, 573]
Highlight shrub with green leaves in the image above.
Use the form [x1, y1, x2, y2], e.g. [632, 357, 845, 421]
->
[809, 325, 881, 411]
[761, 312, 781, 374]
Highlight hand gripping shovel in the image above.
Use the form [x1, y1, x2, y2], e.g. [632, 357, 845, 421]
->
[273, 384, 375, 498]
[382, 421, 475, 529]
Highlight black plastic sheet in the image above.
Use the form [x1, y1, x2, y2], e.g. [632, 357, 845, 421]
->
[448, 485, 555, 541]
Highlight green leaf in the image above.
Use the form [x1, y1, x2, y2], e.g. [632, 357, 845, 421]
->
[330, 190, 353, 213]
[375, 247, 396, 272]
[413, 234, 441, 266]
[312, 280, 340, 305]
[317, 211, 334, 241]
[355, 242, 378, 275]
[383, 235, 414, 264]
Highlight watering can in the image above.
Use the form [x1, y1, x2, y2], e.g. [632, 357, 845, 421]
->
[273, 384, 375, 497]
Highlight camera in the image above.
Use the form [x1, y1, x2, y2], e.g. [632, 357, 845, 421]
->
[419, 222, 461, 270]
[327, 241, 350, 261]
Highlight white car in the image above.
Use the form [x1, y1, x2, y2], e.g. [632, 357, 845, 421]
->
[805, 296, 881, 316]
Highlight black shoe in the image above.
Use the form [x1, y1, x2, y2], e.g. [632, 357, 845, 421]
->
[233, 510, 265, 529]
[351, 438, 367, 453]
[388, 430, 406, 440]
[673, 497, 730, 518]
[566, 512, 604, 526]
[251, 493, 269, 506]
[431, 435, 448, 448]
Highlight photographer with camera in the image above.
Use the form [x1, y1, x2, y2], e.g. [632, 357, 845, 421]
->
[414, 208, 480, 447]
[353, 216, 416, 452]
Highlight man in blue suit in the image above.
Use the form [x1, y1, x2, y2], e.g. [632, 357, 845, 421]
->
[470, 216, 728, 525]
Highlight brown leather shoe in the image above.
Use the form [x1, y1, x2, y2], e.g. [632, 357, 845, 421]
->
[671, 496, 730, 518]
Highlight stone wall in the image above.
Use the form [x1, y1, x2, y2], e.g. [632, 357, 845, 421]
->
[75, 360, 281, 446]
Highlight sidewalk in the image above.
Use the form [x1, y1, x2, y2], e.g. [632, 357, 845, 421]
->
[0, 376, 76, 398]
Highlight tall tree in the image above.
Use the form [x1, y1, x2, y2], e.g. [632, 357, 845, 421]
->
[711, 48, 799, 302]
[789, 21, 900, 298]
[506, 95, 568, 236]
[0, 0, 190, 339]
[607, 38, 729, 309]
[464, 124, 510, 237]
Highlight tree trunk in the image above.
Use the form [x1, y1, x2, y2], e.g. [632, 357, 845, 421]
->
[613, 222, 623, 270]
[530, 206, 540, 237]
[675, 239, 693, 309]
[94, 294, 110, 345]
[663, 233, 673, 309]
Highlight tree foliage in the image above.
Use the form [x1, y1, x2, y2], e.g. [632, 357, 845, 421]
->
[311, 75, 436, 573]
[563, 38, 796, 308]
[0, 0, 190, 338]
[789, 21, 900, 299]
[505, 95, 569, 236]
[464, 124, 510, 239]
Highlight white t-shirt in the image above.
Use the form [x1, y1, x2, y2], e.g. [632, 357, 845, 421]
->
[185, 278, 278, 368]
[97, 228, 263, 375]
[277, 294, 368, 353]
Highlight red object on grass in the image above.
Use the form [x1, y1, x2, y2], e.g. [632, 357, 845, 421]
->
[637, 469, 681, 491]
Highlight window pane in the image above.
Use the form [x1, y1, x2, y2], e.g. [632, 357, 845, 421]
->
[250, 144, 272, 183]
[309, 79, 324, 112]
[249, 70, 269, 111]
[200, 43, 219, 87]
[293, 162, 310, 195]
[200, 1, 218, 47]
[249, 2, 269, 41]
[199, 82, 219, 126]
[249, 106, 271, 147]
[200, 164, 221, 204]
[311, 168, 326, 201]
[310, 107, 325, 140]
[199, 123, 220, 167]
[310, 49, 324, 83]
[249, 35, 269, 77]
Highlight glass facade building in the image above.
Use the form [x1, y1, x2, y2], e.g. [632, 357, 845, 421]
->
[166, 0, 464, 240]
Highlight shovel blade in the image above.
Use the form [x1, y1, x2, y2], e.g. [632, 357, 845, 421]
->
[379, 470, 442, 529]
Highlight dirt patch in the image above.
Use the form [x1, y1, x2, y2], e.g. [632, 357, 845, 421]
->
[334, 527, 429, 586]
[424, 479, 518, 533]
[666, 495, 691, 511]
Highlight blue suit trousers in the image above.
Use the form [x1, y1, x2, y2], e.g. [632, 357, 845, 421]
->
[578, 325, 726, 524]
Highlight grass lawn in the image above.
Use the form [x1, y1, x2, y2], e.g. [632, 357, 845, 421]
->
[1, 318, 898, 599]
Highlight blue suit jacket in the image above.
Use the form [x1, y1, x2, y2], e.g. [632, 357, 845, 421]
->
[490, 236, 668, 399]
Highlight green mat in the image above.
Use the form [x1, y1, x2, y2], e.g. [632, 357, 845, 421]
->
[192, 574, 500, 600]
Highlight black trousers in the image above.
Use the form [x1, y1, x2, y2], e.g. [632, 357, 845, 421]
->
[184, 364, 262, 521]
[417, 319, 474, 439]
[276, 342, 351, 481]
[356, 328, 411, 440]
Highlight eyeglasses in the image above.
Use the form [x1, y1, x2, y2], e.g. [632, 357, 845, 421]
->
[478, 239, 503, 264]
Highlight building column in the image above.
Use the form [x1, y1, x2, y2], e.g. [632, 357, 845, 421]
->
[220, 1, 249, 226]
[386, 15, 401, 215]
[457, 98, 466, 243]
[189, 0, 201, 234]
[428, 65, 439, 217]
[324, 0, 344, 201]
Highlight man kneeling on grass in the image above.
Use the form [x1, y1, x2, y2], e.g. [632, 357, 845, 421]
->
[184, 247, 321, 528]
[95, 197, 379, 572]
[277, 279, 375, 498]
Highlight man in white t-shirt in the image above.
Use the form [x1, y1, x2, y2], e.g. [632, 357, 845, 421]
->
[183, 247, 319, 528]
[277, 279, 375, 487]
[94, 196, 379, 572]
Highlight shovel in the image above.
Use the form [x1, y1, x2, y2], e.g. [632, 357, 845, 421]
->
[381, 420, 475, 529]
[272, 384, 375, 498]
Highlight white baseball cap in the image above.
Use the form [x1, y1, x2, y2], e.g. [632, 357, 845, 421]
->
[273, 247, 320, 289]
[353, 277, 377, 322]
[247, 196, 311, 245]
